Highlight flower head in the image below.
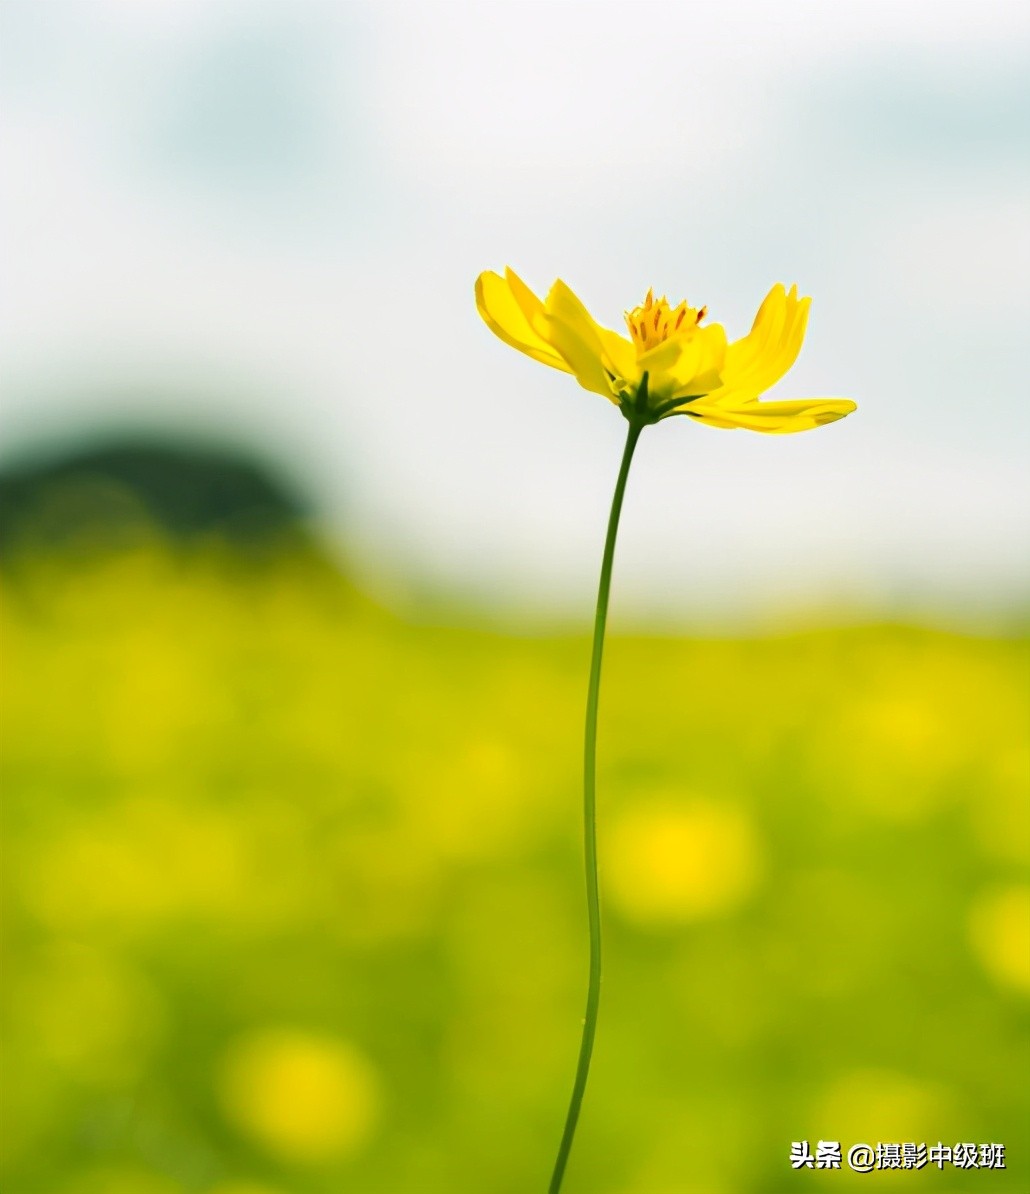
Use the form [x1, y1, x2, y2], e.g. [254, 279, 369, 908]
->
[475, 268, 856, 433]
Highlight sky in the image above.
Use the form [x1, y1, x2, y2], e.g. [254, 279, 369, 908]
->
[2, 0, 1029, 624]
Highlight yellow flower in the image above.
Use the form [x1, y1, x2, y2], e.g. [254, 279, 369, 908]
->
[475, 268, 856, 433]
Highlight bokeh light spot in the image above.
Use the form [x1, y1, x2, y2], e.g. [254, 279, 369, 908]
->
[968, 885, 1030, 994]
[206, 1184, 286, 1194]
[56, 1168, 183, 1194]
[216, 1029, 381, 1163]
[605, 794, 761, 924]
[815, 1069, 947, 1146]
[16, 943, 163, 1084]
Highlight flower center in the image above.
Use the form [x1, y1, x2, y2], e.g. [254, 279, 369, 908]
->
[625, 288, 707, 353]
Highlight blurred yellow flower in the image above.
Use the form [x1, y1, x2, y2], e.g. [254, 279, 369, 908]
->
[475, 268, 856, 433]
[968, 885, 1030, 994]
[217, 1028, 381, 1163]
[605, 796, 761, 924]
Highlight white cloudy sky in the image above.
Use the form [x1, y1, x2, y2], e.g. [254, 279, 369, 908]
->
[2, 0, 1029, 623]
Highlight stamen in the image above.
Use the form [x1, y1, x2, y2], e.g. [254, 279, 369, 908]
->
[626, 289, 709, 353]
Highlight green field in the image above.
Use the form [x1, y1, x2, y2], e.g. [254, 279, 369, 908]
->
[3, 542, 1028, 1193]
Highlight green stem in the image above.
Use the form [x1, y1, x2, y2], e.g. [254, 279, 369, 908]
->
[548, 417, 644, 1194]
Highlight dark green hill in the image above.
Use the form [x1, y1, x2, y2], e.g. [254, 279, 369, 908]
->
[0, 438, 312, 558]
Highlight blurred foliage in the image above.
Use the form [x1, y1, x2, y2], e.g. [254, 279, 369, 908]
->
[0, 440, 311, 559]
[1, 496, 1028, 1192]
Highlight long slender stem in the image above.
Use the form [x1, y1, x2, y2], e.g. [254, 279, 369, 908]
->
[549, 418, 644, 1194]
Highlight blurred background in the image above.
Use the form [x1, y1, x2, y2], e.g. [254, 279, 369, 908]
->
[2, 2, 1028, 1192]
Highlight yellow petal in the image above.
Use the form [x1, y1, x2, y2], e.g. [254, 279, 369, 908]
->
[744, 289, 809, 396]
[686, 396, 857, 434]
[729, 283, 788, 377]
[543, 278, 638, 385]
[635, 336, 682, 374]
[503, 266, 548, 328]
[598, 328, 638, 383]
[542, 313, 617, 399]
[668, 323, 728, 399]
[542, 280, 621, 400]
[706, 285, 810, 407]
[544, 280, 609, 348]
[475, 271, 571, 373]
